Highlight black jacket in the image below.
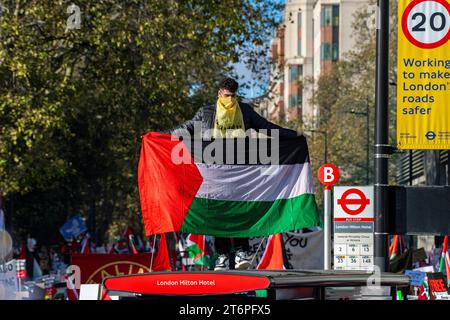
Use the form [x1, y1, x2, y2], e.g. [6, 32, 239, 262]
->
[168, 102, 297, 139]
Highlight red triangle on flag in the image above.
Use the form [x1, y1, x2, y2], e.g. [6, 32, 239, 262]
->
[257, 234, 286, 270]
[138, 132, 203, 236]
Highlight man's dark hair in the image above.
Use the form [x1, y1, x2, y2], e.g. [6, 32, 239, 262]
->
[219, 78, 239, 93]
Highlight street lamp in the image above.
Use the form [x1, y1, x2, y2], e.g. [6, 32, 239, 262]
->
[346, 100, 370, 185]
[303, 129, 328, 164]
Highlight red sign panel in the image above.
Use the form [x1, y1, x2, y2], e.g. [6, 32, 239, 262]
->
[71, 253, 154, 284]
[103, 272, 271, 296]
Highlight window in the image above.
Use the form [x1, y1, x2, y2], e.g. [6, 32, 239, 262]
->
[332, 5, 339, 27]
[321, 43, 332, 61]
[332, 43, 339, 61]
[321, 6, 332, 27]
[288, 65, 302, 109]
[289, 95, 298, 108]
[289, 65, 299, 82]
[297, 12, 302, 56]
[321, 4, 339, 63]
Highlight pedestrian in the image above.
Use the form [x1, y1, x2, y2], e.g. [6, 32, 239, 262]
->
[164, 77, 297, 270]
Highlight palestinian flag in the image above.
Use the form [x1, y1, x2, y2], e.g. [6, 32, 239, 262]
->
[185, 234, 209, 267]
[138, 132, 321, 237]
[438, 235, 448, 272]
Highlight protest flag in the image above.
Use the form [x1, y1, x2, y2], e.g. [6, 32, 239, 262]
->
[151, 233, 171, 272]
[438, 235, 448, 273]
[389, 235, 399, 260]
[128, 234, 138, 254]
[80, 234, 91, 254]
[138, 133, 321, 237]
[186, 234, 209, 268]
[123, 226, 138, 254]
[257, 234, 286, 270]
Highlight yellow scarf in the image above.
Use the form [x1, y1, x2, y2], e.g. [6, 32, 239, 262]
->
[213, 96, 245, 138]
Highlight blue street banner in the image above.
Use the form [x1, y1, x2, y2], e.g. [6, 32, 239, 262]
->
[405, 270, 426, 286]
[59, 215, 87, 240]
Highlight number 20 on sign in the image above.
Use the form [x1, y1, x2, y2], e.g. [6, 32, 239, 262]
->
[397, 0, 450, 149]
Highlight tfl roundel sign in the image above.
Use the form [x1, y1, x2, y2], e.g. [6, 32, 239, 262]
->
[334, 186, 374, 222]
[402, 0, 450, 49]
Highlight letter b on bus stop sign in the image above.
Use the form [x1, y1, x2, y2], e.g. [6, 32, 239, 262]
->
[318, 164, 340, 190]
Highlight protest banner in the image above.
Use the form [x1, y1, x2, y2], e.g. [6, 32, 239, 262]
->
[249, 229, 323, 269]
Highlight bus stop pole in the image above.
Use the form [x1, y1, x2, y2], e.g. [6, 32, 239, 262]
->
[324, 186, 332, 270]
[374, 0, 390, 272]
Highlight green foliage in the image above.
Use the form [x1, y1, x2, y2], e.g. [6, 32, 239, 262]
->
[0, 0, 282, 244]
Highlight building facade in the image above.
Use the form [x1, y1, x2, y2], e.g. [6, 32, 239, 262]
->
[258, 0, 371, 128]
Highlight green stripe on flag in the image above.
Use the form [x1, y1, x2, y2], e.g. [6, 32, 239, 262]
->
[186, 245, 208, 265]
[181, 193, 321, 237]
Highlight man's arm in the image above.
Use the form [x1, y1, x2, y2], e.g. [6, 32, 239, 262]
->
[247, 105, 298, 137]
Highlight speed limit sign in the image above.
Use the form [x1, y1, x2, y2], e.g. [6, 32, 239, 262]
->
[402, 0, 450, 49]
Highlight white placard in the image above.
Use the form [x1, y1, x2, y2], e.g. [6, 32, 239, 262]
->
[0, 259, 18, 299]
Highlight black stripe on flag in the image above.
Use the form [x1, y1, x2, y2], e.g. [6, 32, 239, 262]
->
[181, 135, 310, 165]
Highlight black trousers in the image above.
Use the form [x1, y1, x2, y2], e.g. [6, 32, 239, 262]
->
[215, 237, 249, 255]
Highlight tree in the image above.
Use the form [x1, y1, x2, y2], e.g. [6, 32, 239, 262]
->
[0, 0, 283, 244]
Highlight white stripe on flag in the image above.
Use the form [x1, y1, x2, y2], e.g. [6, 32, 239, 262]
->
[195, 163, 314, 201]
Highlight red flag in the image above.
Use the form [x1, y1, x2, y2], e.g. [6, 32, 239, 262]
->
[124, 226, 134, 239]
[257, 234, 286, 270]
[151, 233, 171, 272]
[418, 285, 428, 300]
[389, 235, 399, 259]
[16, 242, 27, 279]
[128, 235, 138, 254]
[123, 227, 139, 254]
[170, 233, 178, 269]
[71, 238, 78, 253]
[19, 242, 27, 259]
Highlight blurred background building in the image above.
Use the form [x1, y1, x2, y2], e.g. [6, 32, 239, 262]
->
[256, 0, 370, 128]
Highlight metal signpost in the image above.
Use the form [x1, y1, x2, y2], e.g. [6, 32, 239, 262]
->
[375, 0, 450, 272]
[374, 0, 391, 272]
[317, 164, 340, 270]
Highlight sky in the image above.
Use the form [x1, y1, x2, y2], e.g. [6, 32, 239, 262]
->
[233, 0, 285, 100]
[234, 61, 267, 99]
